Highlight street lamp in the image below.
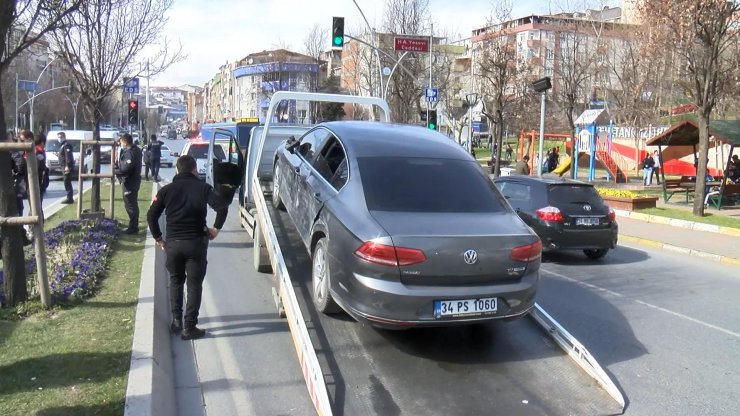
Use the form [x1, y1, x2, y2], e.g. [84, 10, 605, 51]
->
[532, 77, 552, 178]
[464, 93, 478, 155]
[29, 57, 57, 131]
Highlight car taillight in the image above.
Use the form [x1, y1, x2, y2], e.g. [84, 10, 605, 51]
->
[355, 241, 426, 267]
[511, 240, 542, 262]
[608, 206, 616, 222]
[536, 206, 563, 222]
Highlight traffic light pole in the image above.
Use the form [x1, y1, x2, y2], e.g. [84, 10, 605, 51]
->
[427, 23, 432, 129]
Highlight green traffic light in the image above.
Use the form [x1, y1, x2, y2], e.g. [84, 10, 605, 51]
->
[428, 123, 436, 130]
[333, 36, 343, 46]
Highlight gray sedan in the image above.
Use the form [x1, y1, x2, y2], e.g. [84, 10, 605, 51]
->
[272, 121, 542, 328]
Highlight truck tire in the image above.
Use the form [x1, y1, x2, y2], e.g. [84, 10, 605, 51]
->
[253, 220, 272, 273]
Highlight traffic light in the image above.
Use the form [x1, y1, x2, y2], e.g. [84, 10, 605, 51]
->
[427, 110, 437, 130]
[332, 17, 344, 49]
[128, 99, 139, 125]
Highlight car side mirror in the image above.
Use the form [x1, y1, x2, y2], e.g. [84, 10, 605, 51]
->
[172, 152, 179, 157]
[285, 136, 299, 153]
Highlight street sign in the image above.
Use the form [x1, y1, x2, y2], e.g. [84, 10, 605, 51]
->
[18, 80, 39, 92]
[424, 87, 438, 103]
[123, 77, 140, 94]
[394, 37, 429, 52]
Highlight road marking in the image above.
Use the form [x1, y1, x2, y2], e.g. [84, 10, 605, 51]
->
[542, 268, 740, 340]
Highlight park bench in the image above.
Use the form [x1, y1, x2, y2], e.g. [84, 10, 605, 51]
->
[664, 176, 695, 203]
[706, 183, 740, 209]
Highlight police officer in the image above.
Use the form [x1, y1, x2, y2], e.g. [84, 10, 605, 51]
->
[147, 134, 164, 182]
[147, 155, 228, 340]
[115, 133, 142, 234]
[57, 131, 75, 203]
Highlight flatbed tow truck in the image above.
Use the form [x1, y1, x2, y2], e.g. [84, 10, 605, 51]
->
[206, 91, 626, 415]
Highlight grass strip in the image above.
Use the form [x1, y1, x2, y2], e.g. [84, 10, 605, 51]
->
[638, 206, 740, 229]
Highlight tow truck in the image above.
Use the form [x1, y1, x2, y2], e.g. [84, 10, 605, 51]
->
[206, 91, 626, 415]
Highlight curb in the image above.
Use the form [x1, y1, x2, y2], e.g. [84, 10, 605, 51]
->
[614, 209, 740, 237]
[619, 235, 740, 266]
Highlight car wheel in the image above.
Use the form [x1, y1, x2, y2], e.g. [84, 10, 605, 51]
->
[272, 164, 285, 210]
[312, 238, 340, 314]
[583, 248, 609, 259]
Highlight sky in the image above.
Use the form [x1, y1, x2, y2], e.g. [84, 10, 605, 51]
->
[152, 0, 614, 87]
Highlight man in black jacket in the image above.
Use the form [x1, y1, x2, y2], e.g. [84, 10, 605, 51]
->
[57, 131, 75, 203]
[115, 133, 142, 234]
[147, 154, 228, 340]
[147, 135, 164, 182]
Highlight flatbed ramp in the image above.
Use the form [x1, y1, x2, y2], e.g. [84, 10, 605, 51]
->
[250, 203, 623, 415]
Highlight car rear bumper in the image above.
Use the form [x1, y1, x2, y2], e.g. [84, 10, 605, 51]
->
[537, 222, 618, 251]
[333, 268, 539, 329]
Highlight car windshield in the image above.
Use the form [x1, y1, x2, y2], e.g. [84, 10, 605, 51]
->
[548, 184, 603, 205]
[46, 140, 81, 152]
[187, 144, 225, 160]
[358, 157, 506, 213]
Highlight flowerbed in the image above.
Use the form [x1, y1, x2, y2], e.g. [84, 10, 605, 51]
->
[0, 218, 119, 305]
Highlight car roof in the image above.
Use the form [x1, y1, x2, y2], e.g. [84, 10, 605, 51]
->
[319, 121, 469, 160]
[495, 176, 594, 187]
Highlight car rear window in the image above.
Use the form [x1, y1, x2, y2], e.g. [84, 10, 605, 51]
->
[357, 157, 506, 213]
[187, 144, 225, 160]
[547, 184, 603, 205]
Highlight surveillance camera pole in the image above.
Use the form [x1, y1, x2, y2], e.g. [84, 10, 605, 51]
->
[538, 91, 546, 178]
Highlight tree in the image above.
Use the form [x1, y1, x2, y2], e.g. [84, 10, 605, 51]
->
[477, 2, 523, 176]
[317, 74, 346, 121]
[50, 0, 183, 213]
[640, 0, 740, 216]
[303, 23, 328, 123]
[0, 0, 80, 306]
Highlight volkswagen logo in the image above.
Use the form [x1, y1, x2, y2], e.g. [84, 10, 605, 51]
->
[463, 249, 478, 265]
[583, 204, 592, 211]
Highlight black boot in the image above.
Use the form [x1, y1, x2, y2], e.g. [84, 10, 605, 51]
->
[181, 326, 206, 340]
[170, 317, 183, 334]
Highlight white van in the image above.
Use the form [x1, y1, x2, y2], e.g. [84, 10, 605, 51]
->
[46, 130, 92, 175]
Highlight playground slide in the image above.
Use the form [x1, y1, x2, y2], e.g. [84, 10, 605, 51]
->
[552, 155, 572, 176]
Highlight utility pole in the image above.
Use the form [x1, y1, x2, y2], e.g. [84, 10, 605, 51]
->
[427, 23, 432, 127]
[15, 73, 18, 134]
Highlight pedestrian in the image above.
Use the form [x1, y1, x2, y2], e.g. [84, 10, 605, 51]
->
[57, 131, 75, 204]
[114, 133, 142, 234]
[142, 143, 151, 181]
[651, 150, 662, 185]
[147, 155, 229, 340]
[515, 155, 531, 175]
[547, 147, 559, 173]
[642, 153, 655, 186]
[505, 144, 513, 161]
[147, 134, 164, 182]
[35, 133, 49, 200]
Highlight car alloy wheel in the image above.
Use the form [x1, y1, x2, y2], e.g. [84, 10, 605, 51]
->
[272, 164, 285, 210]
[312, 238, 340, 314]
[583, 248, 609, 259]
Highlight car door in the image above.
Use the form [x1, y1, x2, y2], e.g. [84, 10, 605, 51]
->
[292, 128, 332, 240]
[207, 128, 233, 185]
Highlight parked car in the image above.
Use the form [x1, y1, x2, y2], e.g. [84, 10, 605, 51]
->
[181, 140, 226, 180]
[493, 176, 618, 259]
[45, 130, 90, 176]
[272, 121, 542, 328]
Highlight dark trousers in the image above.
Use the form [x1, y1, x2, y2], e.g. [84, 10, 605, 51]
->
[150, 158, 161, 180]
[651, 167, 661, 184]
[63, 172, 73, 201]
[166, 237, 209, 328]
[143, 163, 150, 180]
[122, 188, 139, 231]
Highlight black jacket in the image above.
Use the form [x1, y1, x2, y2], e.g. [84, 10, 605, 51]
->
[147, 172, 228, 240]
[58, 140, 75, 170]
[115, 144, 142, 191]
[147, 140, 163, 160]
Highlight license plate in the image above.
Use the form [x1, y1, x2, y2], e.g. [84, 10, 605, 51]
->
[576, 217, 599, 226]
[434, 297, 497, 318]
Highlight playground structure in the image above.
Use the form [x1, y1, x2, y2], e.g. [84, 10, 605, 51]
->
[517, 130, 570, 174]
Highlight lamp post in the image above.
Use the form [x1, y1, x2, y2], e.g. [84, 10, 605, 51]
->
[465, 93, 478, 155]
[29, 57, 57, 131]
[532, 77, 552, 178]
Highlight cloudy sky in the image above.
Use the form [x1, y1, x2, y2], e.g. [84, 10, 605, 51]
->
[152, 0, 613, 87]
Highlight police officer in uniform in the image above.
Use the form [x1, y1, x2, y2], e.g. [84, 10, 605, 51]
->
[57, 131, 75, 203]
[115, 133, 142, 234]
[146, 155, 228, 340]
[147, 134, 164, 182]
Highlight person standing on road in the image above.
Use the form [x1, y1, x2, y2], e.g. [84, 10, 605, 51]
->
[115, 133, 142, 234]
[142, 142, 152, 181]
[651, 150, 662, 185]
[515, 155, 531, 175]
[57, 131, 75, 203]
[147, 134, 164, 182]
[147, 155, 229, 340]
[35, 133, 49, 201]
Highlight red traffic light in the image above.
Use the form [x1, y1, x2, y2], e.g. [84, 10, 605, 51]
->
[128, 100, 138, 109]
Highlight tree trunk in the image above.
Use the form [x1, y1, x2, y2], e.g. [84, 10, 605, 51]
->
[567, 111, 576, 179]
[493, 111, 504, 177]
[0, 99, 29, 306]
[693, 114, 710, 216]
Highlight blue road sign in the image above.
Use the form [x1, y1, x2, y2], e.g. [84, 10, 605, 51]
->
[123, 77, 140, 94]
[18, 80, 39, 92]
[424, 87, 438, 103]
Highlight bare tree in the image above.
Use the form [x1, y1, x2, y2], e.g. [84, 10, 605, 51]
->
[304, 23, 328, 62]
[640, 0, 740, 216]
[0, 0, 80, 306]
[50, 0, 183, 213]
